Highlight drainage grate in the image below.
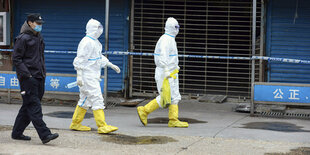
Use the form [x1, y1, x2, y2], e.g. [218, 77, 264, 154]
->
[256, 112, 310, 119]
[198, 95, 227, 103]
[105, 97, 126, 108]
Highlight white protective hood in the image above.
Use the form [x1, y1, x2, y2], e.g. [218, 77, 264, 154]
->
[164, 17, 179, 37]
[86, 18, 103, 39]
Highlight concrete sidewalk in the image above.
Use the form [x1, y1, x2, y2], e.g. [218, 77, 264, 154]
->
[1, 100, 310, 154]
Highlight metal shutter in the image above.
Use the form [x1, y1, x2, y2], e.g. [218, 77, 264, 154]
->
[132, 0, 261, 98]
[13, 0, 129, 91]
[267, 0, 310, 83]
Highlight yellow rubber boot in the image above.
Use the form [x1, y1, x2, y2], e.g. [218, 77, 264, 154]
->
[137, 99, 159, 126]
[70, 106, 91, 131]
[168, 104, 188, 128]
[93, 109, 118, 134]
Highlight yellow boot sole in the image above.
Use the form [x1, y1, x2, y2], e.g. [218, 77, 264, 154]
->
[70, 124, 91, 131]
[98, 125, 118, 134]
[168, 120, 189, 128]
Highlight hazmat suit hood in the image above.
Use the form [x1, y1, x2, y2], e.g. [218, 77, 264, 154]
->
[86, 18, 103, 39]
[164, 17, 179, 37]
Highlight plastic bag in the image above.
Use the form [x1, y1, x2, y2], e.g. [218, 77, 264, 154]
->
[160, 69, 179, 108]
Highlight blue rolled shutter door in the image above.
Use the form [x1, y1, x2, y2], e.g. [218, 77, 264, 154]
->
[13, 0, 129, 91]
[266, 0, 310, 83]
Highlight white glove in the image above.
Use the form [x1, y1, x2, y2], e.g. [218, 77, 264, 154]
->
[76, 70, 84, 87]
[110, 64, 121, 73]
[164, 71, 171, 79]
[164, 67, 171, 79]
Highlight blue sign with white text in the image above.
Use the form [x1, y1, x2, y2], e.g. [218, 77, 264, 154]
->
[0, 73, 20, 89]
[254, 84, 310, 103]
[0, 73, 104, 93]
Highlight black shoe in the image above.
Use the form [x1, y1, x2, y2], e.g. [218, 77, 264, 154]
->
[42, 133, 59, 144]
[12, 134, 31, 141]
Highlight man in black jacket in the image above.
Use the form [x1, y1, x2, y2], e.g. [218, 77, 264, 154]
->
[12, 13, 58, 144]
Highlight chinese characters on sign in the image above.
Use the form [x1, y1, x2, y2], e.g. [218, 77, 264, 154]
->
[254, 84, 310, 104]
[50, 78, 60, 89]
[0, 73, 98, 92]
[273, 89, 283, 99]
[0, 76, 5, 86]
[0, 76, 19, 87]
[273, 89, 301, 100]
[289, 89, 300, 100]
[10, 77, 19, 87]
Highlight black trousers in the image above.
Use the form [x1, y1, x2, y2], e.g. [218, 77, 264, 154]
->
[12, 77, 51, 140]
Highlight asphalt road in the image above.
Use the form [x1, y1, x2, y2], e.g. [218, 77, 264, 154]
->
[1, 100, 310, 154]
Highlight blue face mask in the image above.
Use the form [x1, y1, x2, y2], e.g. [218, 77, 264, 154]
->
[33, 25, 42, 32]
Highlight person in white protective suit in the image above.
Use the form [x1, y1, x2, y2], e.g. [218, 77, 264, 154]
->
[137, 17, 188, 128]
[70, 19, 121, 134]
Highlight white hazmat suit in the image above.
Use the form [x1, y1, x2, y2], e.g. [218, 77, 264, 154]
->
[70, 19, 120, 134]
[154, 17, 181, 107]
[137, 17, 188, 128]
[73, 19, 120, 110]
